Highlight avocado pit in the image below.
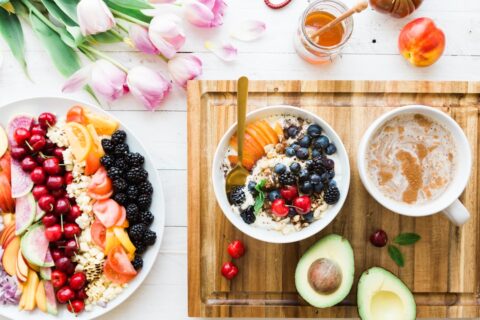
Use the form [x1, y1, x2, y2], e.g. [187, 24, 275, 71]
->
[307, 258, 342, 294]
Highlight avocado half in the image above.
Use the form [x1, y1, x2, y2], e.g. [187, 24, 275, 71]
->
[295, 234, 354, 308]
[357, 267, 416, 320]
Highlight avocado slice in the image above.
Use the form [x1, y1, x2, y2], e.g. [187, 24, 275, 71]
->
[357, 267, 416, 320]
[295, 234, 354, 308]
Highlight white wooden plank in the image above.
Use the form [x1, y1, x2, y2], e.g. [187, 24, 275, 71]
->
[158, 170, 187, 227]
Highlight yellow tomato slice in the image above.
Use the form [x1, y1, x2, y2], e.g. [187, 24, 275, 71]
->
[65, 122, 92, 161]
[104, 228, 121, 255]
[85, 111, 119, 136]
[86, 124, 105, 157]
[113, 227, 136, 259]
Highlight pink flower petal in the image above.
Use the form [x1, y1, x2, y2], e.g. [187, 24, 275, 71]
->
[127, 66, 172, 111]
[129, 25, 160, 55]
[168, 54, 203, 88]
[77, 0, 116, 36]
[205, 41, 238, 61]
[231, 20, 266, 42]
[149, 14, 185, 59]
[184, 1, 214, 28]
[90, 60, 127, 102]
[62, 65, 92, 93]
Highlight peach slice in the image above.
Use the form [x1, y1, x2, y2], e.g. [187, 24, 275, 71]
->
[2, 236, 20, 276]
[246, 125, 269, 148]
[36, 280, 47, 313]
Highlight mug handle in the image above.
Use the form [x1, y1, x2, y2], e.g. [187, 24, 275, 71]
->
[442, 199, 470, 226]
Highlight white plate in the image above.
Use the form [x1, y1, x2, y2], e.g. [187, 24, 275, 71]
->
[0, 97, 165, 320]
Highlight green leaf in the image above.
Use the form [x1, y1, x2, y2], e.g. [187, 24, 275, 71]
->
[255, 179, 267, 193]
[253, 179, 267, 214]
[52, 0, 78, 23]
[41, 0, 76, 26]
[0, 0, 10, 5]
[0, 7, 28, 75]
[106, 1, 152, 23]
[29, 12, 81, 77]
[91, 30, 123, 44]
[388, 245, 404, 267]
[107, 0, 152, 10]
[394, 233, 421, 246]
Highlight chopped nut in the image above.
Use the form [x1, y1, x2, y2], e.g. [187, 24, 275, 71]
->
[275, 143, 285, 153]
[302, 223, 309, 228]
[292, 215, 300, 222]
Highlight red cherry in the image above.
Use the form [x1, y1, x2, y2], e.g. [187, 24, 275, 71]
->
[30, 124, 46, 136]
[67, 300, 85, 314]
[43, 157, 61, 175]
[221, 262, 238, 280]
[30, 167, 46, 185]
[56, 286, 75, 304]
[44, 139, 56, 153]
[280, 185, 298, 201]
[370, 229, 388, 247]
[63, 223, 81, 239]
[66, 205, 82, 222]
[28, 134, 46, 152]
[65, 172, 74, 185]
[10, 146, 27, 160]
[69, 272, 86, 290]
[293, 196, 311, 215]
[34, 153, 47, 166]
[38, 112, 57, 129]
[53, 147, 65, 161]
[45, 224, 63, 242]
[64, 239, 79, 257]
[227, 240, 245, 259]
[50, 188, 66, 199]
[42, 214, 58, 227]
[271, 198, 289, 217]
[38, 195, 55, 212]
[14, 128, 31, 145]
[51, 270, 67, 288]
[46, 175, 64, 190]
[51, 248, 65, 261]
[32, 185, 49, 200]
[55, 257, 75, 275]
[76, 288, 87, 300]
[54, 198, 71, 215]
[20, 156, 37, 172]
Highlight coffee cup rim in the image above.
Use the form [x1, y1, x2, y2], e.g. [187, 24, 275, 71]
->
[357, 105, 472, 217]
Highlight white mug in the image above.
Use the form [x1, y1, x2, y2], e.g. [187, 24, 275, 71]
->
[357, 105, 472, 226]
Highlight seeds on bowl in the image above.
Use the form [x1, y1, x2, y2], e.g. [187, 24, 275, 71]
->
[224, 115, 341, 235]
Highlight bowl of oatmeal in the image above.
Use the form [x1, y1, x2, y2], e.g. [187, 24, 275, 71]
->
[212, 106, 350, 243]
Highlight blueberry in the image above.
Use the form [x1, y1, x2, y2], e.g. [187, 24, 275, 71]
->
[288, 207, 297, 217]
[285, 147, 295, 157]
[307, 124, 322, 137]
[327, 170, 335, 179]
[305, 160, 313, 168]
[322, 158, 335, 170]
[313, 182, 324, 193]
[298, 136, 311, 148]
[310, 173, 322, 185]
[329, 179, 337, 187]
[287, 126, 299, 138]
[296, 147, 309, 160]
[300, 181, 313, 195]
[298, 169, 310, 182]
[311, 149, 322, 159]
[274, 163, 287, 174]
[303, 211, 314, 223]
[290, 143, 301, 151]
[268, 190, 281, 201]
[325, 143, 337, 155]
[248, 181, 258, 195]
[320, 172, 330, 182]
[313, 135, 329, 149]
[290, 162, 301, 173]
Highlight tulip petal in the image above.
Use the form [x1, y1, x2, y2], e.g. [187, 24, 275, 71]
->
[90, 60, 127, 102]
[184, 1, 214, 28]
[62, 65, 92, 93]
[129, 25, 160, 55]
[168, 54, 203, 88]
[127, 66, 172, 111]
[77, 0, 116, 36]
[231, 20, 266, 42]
[149, 14, 185, 58]
[205, 41, 238, 61]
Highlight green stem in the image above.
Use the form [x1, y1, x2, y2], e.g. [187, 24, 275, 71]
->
[116, 22, 129, 34]
[111, 9, 149, 27]
[109, 29, 125, 41]
[80, 45, 129, 73]
[79, 46, 96, 61]
[20, 0, 61, 33]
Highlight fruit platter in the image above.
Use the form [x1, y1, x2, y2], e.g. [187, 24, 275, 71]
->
[0, 97, 164, 319]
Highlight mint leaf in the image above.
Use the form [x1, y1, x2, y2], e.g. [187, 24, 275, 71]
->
[388, 245, 404, 267]
[253, 179, 267, 214]
[255, 179, 266, 193]
[394, 233, 421, 246]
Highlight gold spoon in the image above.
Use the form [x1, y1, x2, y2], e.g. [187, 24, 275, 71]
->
[226, 76, 250, 193]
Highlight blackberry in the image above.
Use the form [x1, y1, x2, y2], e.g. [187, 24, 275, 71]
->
[135, 243, 146, 254]
[113, 178, 127, 192]
[126, 167, 148, 183]
[113, 193, 127, 206]
[132, 256, 143, 270]
[140, 211, 154, 226]
[127, 152, 145, 167]
[128, 223, 146, 242]
[138, 181, 153, 196]
[324, 185, 340, 204]
[101, 139, 115, 154]
[111, 130, 127, 145]
[100, 155, 115, 169]
[107, 167, 123, 180]
[308, 158, 326, 174]
[126, 203, 140, 223]
[114, 143, 129, 156]
[240, 206, 256, 224]
[114, 156, 129, 171]
[126, 185, 139, 201]
[137, 194, 152, 211]
[144, 230, 157, 246]
[278, 172, 296, 186]
[229, 186, 245, 205]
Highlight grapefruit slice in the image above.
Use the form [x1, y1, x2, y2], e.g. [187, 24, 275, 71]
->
[65, 122, 92, 161]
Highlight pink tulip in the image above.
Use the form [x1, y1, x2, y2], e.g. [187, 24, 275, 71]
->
[129, 25, 160, 55]
[168, 54, 203, 88]
[184, 0, 226, 28]
[62, 60, 128, 102]
[127, 66, 172, 110]
[77, 0, 116, 36]
[148, 14, 186, 59]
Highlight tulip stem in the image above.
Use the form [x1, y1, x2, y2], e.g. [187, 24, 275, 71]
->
[116, 23, 129, 34]
[79, 45, 129, 73]
[111, 9, 150, 28]
[21, 0, 60, 33]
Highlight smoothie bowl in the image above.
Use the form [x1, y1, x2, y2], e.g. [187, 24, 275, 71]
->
[212, 106, 350, 243]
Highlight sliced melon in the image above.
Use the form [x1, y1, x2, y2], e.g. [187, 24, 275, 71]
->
[39, 267, 51, 280]
[44, 281, 58, 315]
[34, 203, 46, 222]
[11, 159, 33, 199]
[15, 193, 36, 235]
[20, 223, 54, 267]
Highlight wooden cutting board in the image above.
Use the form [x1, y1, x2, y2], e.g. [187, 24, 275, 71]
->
[187, 80, 480, 318]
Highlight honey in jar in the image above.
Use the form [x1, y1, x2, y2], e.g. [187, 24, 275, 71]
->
[305, 11, 344, 47]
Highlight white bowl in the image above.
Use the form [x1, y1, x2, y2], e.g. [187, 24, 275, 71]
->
[212, 105, 350, 243]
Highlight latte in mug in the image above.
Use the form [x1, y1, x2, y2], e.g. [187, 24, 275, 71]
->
[366, 113, 456, 205]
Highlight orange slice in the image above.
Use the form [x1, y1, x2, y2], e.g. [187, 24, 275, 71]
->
[65, 122, 92, 162]
[85, 111, 119, 136]
[86, 124, 105, 157]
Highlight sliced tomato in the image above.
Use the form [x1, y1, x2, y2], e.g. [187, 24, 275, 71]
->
[115, 206, 126, 227]
[84, 150, 102, 176]
[89, 190, 113, 201]
[108, 245, 137, 276]
[103, 258, 136, 284]
[91, 220, 106, 250]
[88, 167, 112, 196]
[93, 199, 122, 228]
[66, 106, 87, 124]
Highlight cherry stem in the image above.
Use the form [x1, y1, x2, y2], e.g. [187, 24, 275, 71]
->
[60, 214, 64, 232]
[67, 300, 77, 316]
[24, 141, 33, 151]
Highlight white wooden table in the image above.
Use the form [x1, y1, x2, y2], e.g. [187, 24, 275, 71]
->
[0, 0, 479, 319]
